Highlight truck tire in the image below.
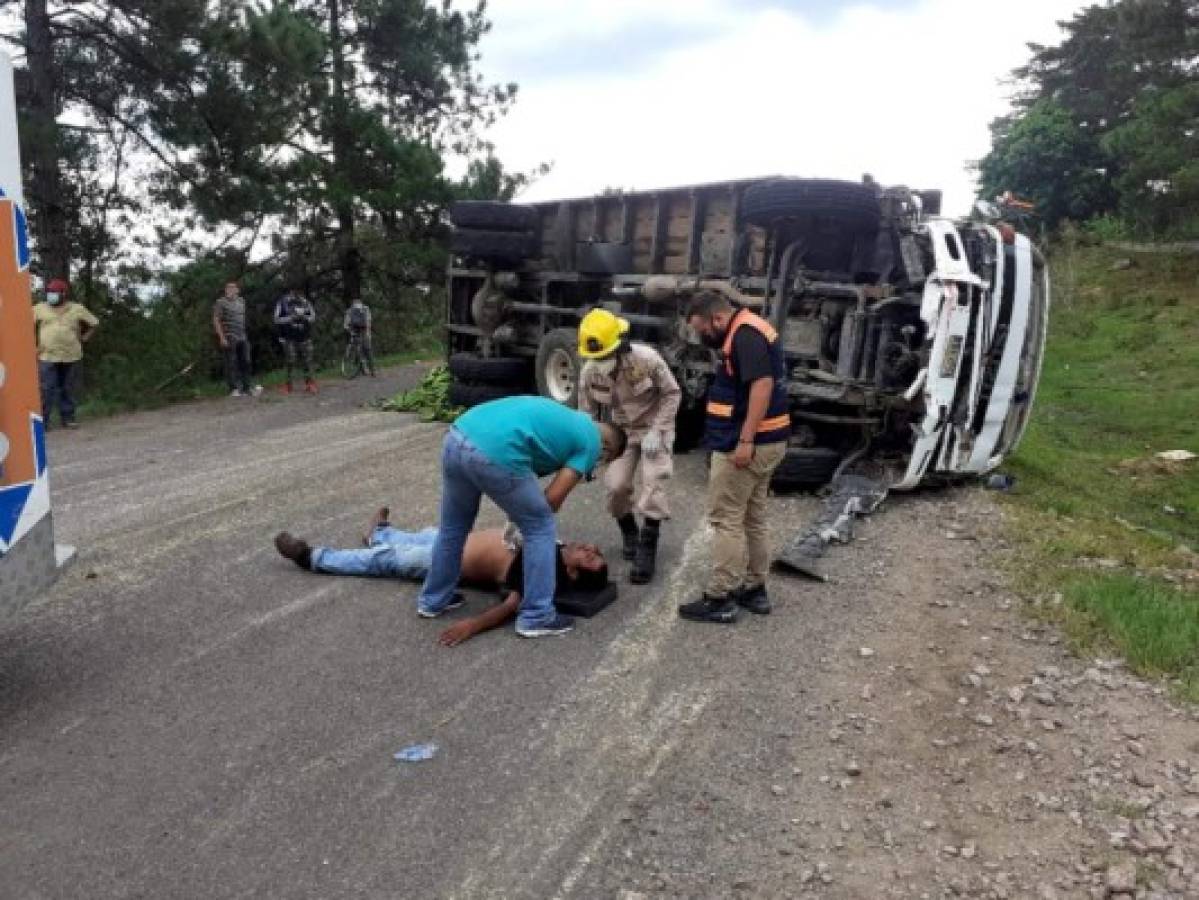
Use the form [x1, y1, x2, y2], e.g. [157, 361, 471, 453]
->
[451, 228, 539, 263]
[741, 178, 880, 231]
[770, 447, 842, 492]
[449, 201, 539, 233]
[448, 380, 525, 409]
[447, 353, 531, 386]
[535, 328, 581, 408]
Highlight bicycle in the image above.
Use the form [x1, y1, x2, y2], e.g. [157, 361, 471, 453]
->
[341, 331, 370, 379]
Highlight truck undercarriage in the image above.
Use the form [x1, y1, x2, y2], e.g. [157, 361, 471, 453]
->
[445, 176, 1048, 494]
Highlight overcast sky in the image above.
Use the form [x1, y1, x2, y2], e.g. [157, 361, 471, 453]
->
[469, 0, 1092, 214]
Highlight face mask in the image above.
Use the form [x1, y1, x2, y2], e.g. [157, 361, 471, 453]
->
[700, 327, 726, 350]
[592, 357, 618, 377]
[46, 293, 62, 306]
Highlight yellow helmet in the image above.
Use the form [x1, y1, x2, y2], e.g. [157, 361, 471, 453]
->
[577, 308, 630, 359]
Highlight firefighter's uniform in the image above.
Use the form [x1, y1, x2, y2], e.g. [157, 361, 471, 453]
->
[577, 310, 681, 583]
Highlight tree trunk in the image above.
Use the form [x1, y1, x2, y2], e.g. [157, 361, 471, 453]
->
[326, 0, 359, 304]
[23, 0, 71, 280]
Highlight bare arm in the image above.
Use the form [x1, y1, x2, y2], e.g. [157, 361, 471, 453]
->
[212, 305, 227, 345]
[544, 467, 582, 512]
[437, 592, 520, 647]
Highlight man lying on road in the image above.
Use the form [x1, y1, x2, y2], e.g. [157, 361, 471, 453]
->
[273, 507, 609, 646]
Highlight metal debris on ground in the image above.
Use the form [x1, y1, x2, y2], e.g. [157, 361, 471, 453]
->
[772, 474, 889, 580]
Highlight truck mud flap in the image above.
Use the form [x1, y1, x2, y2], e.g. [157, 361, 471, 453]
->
[772, 474, 889, 581]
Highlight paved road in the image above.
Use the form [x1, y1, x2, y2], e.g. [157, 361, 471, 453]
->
[2, 367, 821, 898]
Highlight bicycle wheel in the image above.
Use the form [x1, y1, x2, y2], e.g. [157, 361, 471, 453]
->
[342, 342, 359, 379]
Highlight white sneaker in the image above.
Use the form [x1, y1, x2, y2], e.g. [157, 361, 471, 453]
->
[250, 385, 264, 396]
[230, 389, 244, 397]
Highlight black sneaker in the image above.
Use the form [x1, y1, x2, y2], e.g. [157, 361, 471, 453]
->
[734, 582, 772, 615]
[677, 594, 738, 624]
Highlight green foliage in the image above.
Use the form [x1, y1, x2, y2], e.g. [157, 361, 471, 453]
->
[1003, 244, 1199, 698]
[1081, 215, 1135, 243]
[1102, 83, 1199, 238]
[977, 0, 1199, 235]
[978, 100, 1114, 225]
[1063, 574, 1198, 698]
[381, 365, 461, 422]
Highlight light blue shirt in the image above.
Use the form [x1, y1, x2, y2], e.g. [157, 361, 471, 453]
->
[456, 396, 601, 478]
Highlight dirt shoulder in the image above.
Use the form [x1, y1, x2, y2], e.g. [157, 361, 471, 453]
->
[568, 488, 1199, 900]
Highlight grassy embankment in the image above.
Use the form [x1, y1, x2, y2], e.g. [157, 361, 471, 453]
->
[1003, 242, 1199, 699]
[74, 340, 443, 421]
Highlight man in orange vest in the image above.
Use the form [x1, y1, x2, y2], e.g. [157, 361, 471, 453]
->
[679, 291, 790, 624]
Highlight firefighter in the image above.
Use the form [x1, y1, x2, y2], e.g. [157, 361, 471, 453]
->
[577, 308, 681, 584]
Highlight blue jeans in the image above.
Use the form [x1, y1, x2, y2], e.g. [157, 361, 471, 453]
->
[418, 428, 558, 629]
[310, 526, 438, 578]
[40, 361, 78, 425]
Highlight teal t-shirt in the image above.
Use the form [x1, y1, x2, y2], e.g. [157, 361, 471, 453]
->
[456, 396, 601, 478]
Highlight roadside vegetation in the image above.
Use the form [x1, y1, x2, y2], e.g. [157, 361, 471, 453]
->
[976, 0, 1198, 698]
[8, 1, 534, 420]
[380, 365, 461, 423]
[1003, 241, 1199, 699]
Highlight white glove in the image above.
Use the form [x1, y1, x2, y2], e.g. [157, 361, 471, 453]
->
[641, 430, 662, 459]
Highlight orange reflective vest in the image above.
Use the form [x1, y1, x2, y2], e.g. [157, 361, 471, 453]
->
[703, 308, 790, 451]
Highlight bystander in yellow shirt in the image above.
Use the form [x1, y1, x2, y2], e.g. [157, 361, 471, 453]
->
[33, 302, 99, 363]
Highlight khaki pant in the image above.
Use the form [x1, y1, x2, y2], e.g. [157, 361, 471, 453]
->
[706, 441, 786, 596]
[605, 437, 674, 521]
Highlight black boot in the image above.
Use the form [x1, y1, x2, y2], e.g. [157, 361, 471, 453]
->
[733, 582, 771, 615]
[678, 593, 738, 624]
[630, 518, 660, 584]
[617, 513, 639, 561]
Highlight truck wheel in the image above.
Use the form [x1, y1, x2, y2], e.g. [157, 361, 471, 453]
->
[448, 380, 524, 409]
[451, 229, 539, 263]
[770, 447, 842, 492]
[450, 201, 539, 232]
[741, 178, 881, 231]
[535, 328, 581, 408]
[447, 353, 531, 386]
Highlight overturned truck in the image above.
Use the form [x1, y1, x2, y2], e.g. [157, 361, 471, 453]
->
[445, 176, 1048, 492]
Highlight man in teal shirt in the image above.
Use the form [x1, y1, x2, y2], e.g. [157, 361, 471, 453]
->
[418, 396, 627, 637]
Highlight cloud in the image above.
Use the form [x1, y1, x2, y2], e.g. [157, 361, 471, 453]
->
[470, 0, 1089, 215]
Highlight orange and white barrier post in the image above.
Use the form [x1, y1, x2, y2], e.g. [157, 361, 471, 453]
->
[0, 50, 73, 607]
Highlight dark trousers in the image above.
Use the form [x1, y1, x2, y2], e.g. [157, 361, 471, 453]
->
[282, 338, 314, 383]
[350, 332, 376, 375]
[224, 339, 252, 392]
[39, 361, 79, 425]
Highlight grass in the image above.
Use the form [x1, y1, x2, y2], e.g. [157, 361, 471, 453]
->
[74, 341, 442, 421]
[1002, 242, 1199, 700]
